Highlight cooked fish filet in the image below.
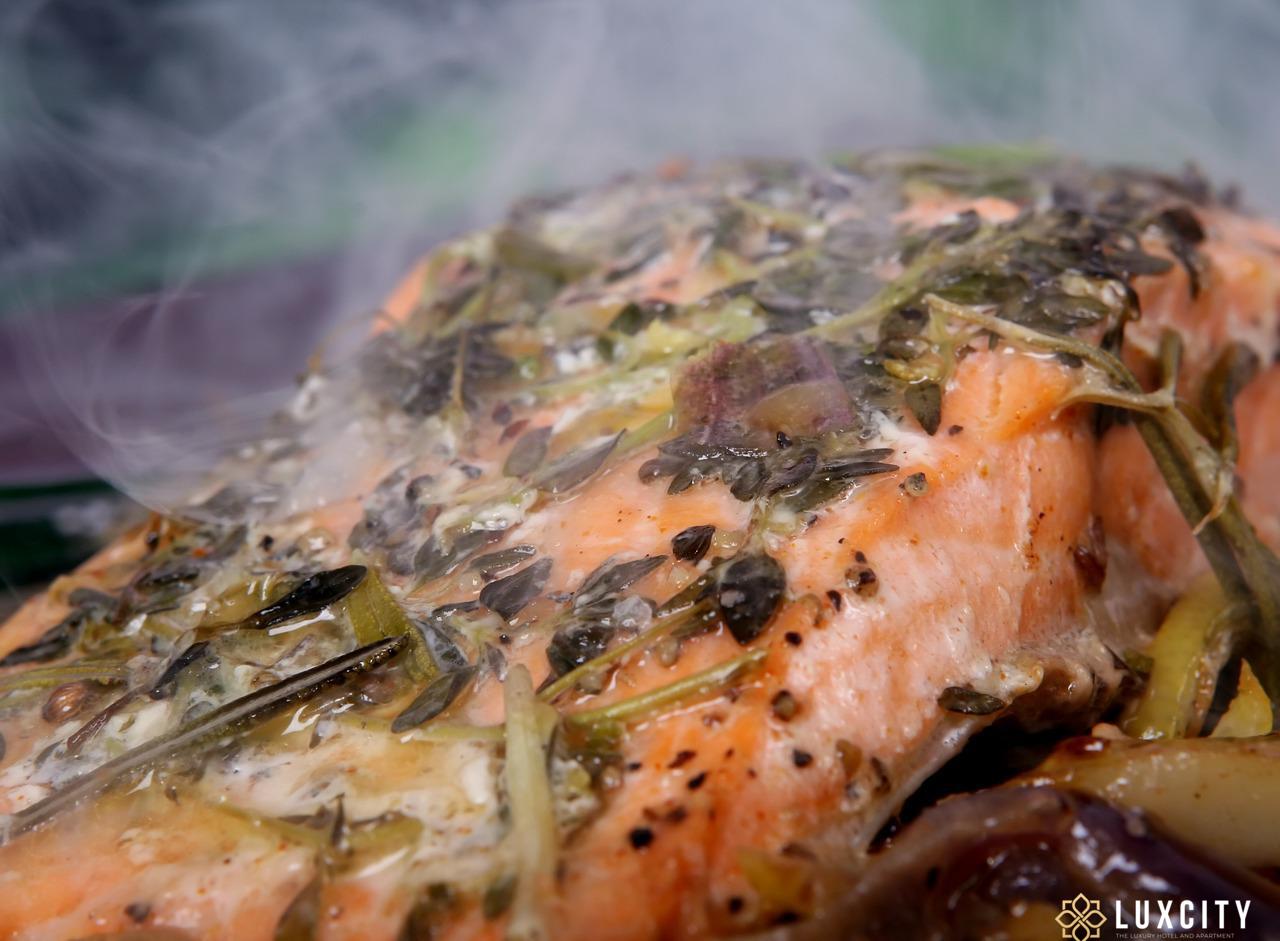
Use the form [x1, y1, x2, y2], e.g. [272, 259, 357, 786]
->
[1, 151, 1278, 940]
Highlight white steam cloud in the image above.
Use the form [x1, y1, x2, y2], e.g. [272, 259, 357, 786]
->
[1, 0, 1278, 510]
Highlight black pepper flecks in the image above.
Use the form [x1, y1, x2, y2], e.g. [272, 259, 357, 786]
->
[900, 471, 928, 497]
[845, 565, 878, 597]
[669, 750, 697, 768]
[869, 756, 891, 793]
[835, 739, 862, 779]
[628, 826, 654, 850]
[771, 690, 798, 721]
[124, 902, 151, 923]
[792, 749, 814, 768]
[826, 589, 843, 612]
[687, 772, 707, 790]
[785, 630, 803, 646]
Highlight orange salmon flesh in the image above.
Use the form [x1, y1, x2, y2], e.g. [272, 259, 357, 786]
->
[2, 152, 1279, 940]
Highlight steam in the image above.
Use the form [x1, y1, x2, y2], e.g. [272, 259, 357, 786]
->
[2, 0, 1279, 511]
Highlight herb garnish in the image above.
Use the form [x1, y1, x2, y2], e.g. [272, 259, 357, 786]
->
[672, 525, 716, 563]
[3, 637, 404, 844]
[716, 553, 786, 645]
[480, 559, 553, 621]
[235, 565, 368, 632]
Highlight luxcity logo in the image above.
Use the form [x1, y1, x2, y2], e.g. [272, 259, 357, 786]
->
[1057, 894, 1106, 940]
[1057, 895, 1253, 939]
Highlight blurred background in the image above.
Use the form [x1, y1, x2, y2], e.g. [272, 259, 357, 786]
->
[1, 0, 1279, 610]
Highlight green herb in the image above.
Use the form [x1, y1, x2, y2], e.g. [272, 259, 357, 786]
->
[502, 664, 559, 941]
[3, 637, 404, 844]
[545, 561, 665, 680]
[415, 528, 503, 582]
[566, 648, 767, 730]
[273, 876, 321, 941]
[390, 666, 477, 733]
[147, 641, 212, 700]
[573, 556, 666, 614]
[472, 545, 539, 581]
[672, 525, 716, 563]
[504, 427, 552, 478]
[716, 553, 787, 645]
[539, 601, 716, 703]
[235, 565, 368, 632]
[480, 559, 553, 621]
[0, 661, 129, 696]
[482, 874, 517, 920]
[342, 569, 434, 681]
[533, 432, 623, 494]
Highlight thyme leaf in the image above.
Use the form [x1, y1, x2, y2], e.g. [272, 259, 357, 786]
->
[480, 559, 553, 621]
[504, 427, 552, 478]
[390, 666, 477, 733]
[534, 432, 623, 494]
[574, 555, 666, 614]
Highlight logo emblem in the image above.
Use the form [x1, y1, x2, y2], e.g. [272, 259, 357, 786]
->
[1057, 893, 1107, 941]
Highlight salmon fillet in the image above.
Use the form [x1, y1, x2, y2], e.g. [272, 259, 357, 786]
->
[1, 151, 1279, 940]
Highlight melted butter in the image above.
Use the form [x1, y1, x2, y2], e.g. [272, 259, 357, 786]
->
[199, 725, 505, 866]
